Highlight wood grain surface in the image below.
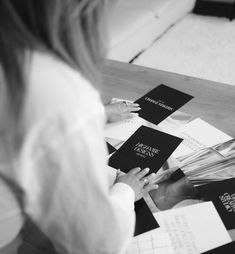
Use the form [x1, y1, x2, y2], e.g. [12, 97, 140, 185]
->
[102, 60, 235, 137]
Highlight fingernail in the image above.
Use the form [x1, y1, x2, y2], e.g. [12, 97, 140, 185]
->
[116, 169, 121, 175]
[145, 168, 150, 172]
[131, 113, 139, 117]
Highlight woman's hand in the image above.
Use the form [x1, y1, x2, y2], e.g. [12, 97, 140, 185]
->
[104, 101, 141, 123]
[115, 167, 159, 201]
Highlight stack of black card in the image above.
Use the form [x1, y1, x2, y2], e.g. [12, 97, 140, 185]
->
[109, 125, 183, 175]
[197, 177, 235, 230]
[135, 84, 193, 126]
[108, 84, 193, 236]
[109, 126, 183, 236]
[106, 141, 116, 154]
[134, 199, 159, 236]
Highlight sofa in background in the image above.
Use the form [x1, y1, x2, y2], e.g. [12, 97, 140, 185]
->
[107, 0, 196, 62]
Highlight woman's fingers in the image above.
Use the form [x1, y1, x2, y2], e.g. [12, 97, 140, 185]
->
[121, 167, 151, 177]
[119, 101, 141, 112]
[105, 101, 141, 123]
[141, 173, 159, 193]
[118, 112, 139, 120]
[118, 167, 161, 200]
[126, 104, 141, 112]
[144, 183, 159, 193]
[136, 168, 150, 179]
[128, 167, 142, 175]
[143, 173, 157, 184]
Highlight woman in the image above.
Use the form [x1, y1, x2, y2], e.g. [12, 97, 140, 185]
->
[0, 1, 158, 253]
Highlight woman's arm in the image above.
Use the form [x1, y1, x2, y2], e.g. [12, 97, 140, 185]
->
[18, 112, 135, 254]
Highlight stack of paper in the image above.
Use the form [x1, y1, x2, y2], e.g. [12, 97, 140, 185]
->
[171, 118, 232, 159]
[125, 202, 231, 254]
[177, 139, 235, 185]
[105, 84, 235, 253]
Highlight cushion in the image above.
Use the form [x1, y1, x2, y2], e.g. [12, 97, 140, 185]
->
[108, 0, 196, 62]
[107, 1, 153, 48]
[107, 0, 175, 48]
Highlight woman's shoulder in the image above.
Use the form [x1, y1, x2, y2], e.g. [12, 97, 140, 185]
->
[23, 51, 104, 131]
[28, 51, 99, 100]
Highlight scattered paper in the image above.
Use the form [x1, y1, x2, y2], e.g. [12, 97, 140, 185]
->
[105, 116, 145, 141]
[135, 84, 193, 125]
[108, 126, 182, 175]
[125, 228, 175, 254]
[154, 201, 231, 254]
[172, 118, 232, 159]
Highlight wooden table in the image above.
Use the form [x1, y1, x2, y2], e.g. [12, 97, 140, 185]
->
[102, 60, 235, 138]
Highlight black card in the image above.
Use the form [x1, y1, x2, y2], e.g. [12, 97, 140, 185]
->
[170, 168, 186, 182]
[197, 177, 235, 230]
[134, 199, 159, 236]
[109, 126, 183, 175]
[202, 241, 235, 254]
[135, 84, 193, 125]
[106, 141, 117, 154]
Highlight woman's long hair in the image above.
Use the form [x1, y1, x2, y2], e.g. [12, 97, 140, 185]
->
[0, 1, 110, 249]
[0, 0, 107, 119]
[0, 0, 107, 151]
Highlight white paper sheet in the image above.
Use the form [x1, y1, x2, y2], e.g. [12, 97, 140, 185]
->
[125, 227, 175, 254]
[105, 116, 145, 141]
[172, 118, 232, 159]
[154, 201, 231, 254]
